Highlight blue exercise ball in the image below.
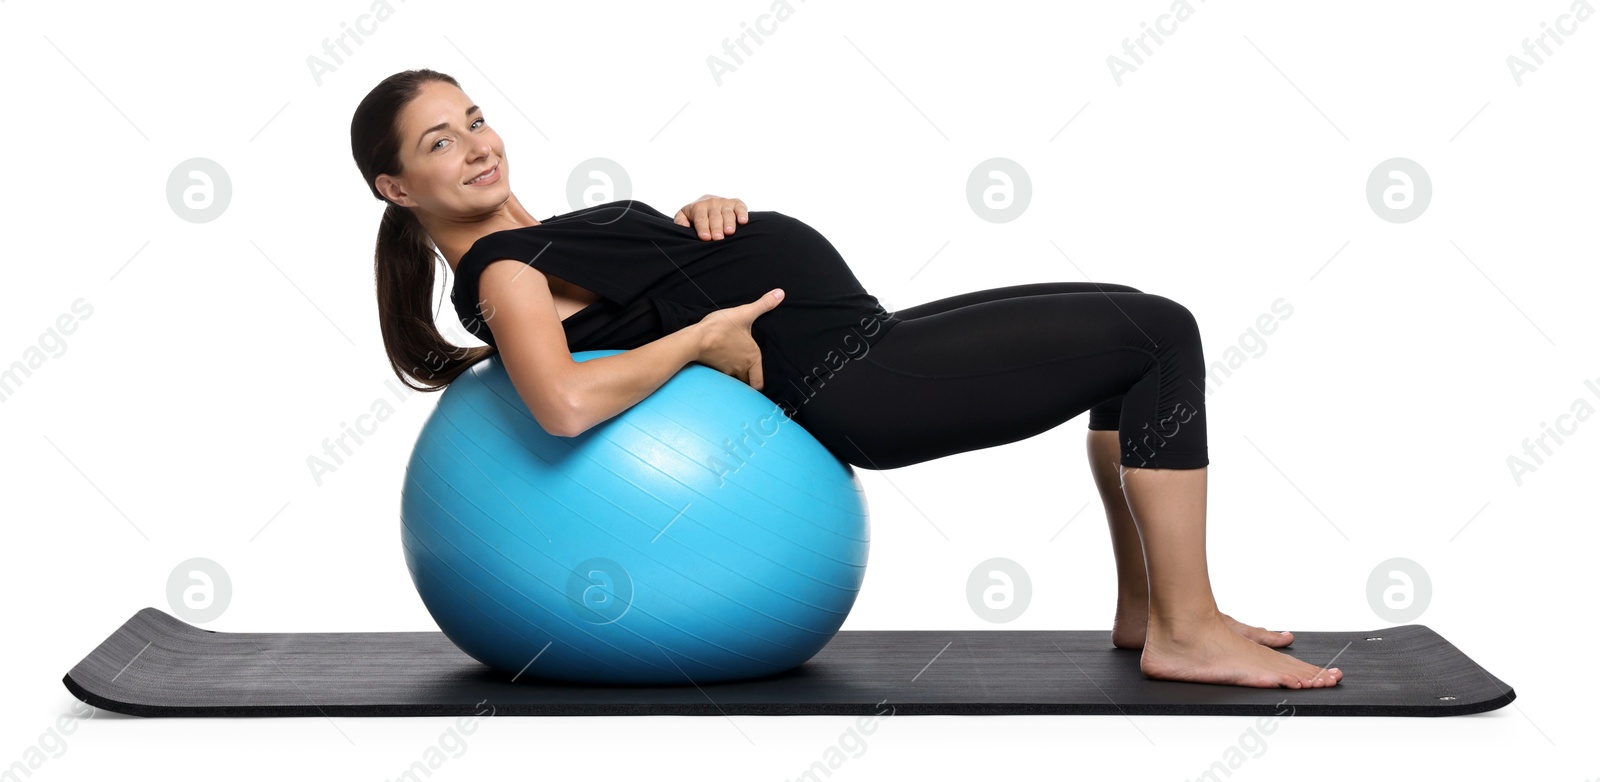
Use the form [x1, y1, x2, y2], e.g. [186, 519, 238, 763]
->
[400, 349, 870, 685]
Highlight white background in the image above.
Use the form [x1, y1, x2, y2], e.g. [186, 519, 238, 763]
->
[2, 0, 1594, 779]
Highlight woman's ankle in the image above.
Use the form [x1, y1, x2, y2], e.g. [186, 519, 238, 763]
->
[1147, 604, 1223, 641]
[1116, 588, 1150, 608]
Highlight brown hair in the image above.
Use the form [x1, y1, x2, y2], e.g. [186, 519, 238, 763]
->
[351, 68, 493, 392]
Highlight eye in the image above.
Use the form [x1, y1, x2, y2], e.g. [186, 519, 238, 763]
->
[432, 118, 486, 151]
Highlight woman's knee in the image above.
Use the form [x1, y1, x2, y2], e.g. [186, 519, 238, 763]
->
[1146, 293, 1199, 331]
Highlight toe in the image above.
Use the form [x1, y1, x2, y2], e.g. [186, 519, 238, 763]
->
[1253, 626, 1293, 647]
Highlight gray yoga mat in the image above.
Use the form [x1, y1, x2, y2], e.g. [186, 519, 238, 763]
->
[63, 607, 1514, 717]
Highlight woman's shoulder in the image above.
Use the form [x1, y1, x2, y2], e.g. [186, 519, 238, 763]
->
[542, 199, 671, 224]
[463, 200, 672, 261]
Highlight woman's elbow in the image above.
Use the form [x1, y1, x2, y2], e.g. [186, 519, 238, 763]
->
[545, 418, 589, 438]
[538, 393, 590, 438]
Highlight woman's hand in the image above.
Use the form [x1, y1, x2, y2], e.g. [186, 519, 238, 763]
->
[691, 288, 784, 390]
[673, 195, 748, 240]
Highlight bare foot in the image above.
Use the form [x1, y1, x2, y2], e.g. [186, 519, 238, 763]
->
[1111, 600, 1149, 650]
[1219, 612, 1295, 648]
[1112, 604, 1294, 650]
[1140, 611, 1343, 688]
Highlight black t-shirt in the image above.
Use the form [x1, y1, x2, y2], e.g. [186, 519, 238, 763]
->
[450, 199, 902, 419]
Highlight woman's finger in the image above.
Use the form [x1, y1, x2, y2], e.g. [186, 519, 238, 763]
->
[693, 204, 710, 239]
[707, 202, 724, 240]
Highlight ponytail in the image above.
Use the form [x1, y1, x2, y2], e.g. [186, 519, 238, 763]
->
[373, 201, 493, 392]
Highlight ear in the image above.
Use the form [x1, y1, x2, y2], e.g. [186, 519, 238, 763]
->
[376, 173, 415, 208]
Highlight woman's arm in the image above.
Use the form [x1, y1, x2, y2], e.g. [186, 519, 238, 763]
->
[479, 259, 703, 438]
[482, 259, 779, 438]
[557, 327, 705, 436]
[565, 288, 783, 435]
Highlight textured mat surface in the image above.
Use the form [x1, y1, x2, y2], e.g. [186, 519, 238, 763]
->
[63, 608, 1514, 717]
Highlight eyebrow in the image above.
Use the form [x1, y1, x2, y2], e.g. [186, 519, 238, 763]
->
[418, 105, 480, 148]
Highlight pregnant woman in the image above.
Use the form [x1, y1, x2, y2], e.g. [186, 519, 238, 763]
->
[352, 69, 1342, 690]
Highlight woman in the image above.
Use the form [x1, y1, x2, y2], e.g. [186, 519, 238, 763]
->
[352, 69, 1342, 690]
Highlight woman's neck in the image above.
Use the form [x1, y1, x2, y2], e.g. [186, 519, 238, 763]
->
[428, 196, 541, 273]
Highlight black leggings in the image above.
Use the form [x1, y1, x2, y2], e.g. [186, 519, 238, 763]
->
[792, 282, 1210, 471]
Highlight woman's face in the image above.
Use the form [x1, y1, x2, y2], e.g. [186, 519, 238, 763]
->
[376, 81, 508, 217]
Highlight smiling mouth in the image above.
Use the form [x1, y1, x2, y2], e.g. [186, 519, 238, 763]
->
[465, 165, 499, 185]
